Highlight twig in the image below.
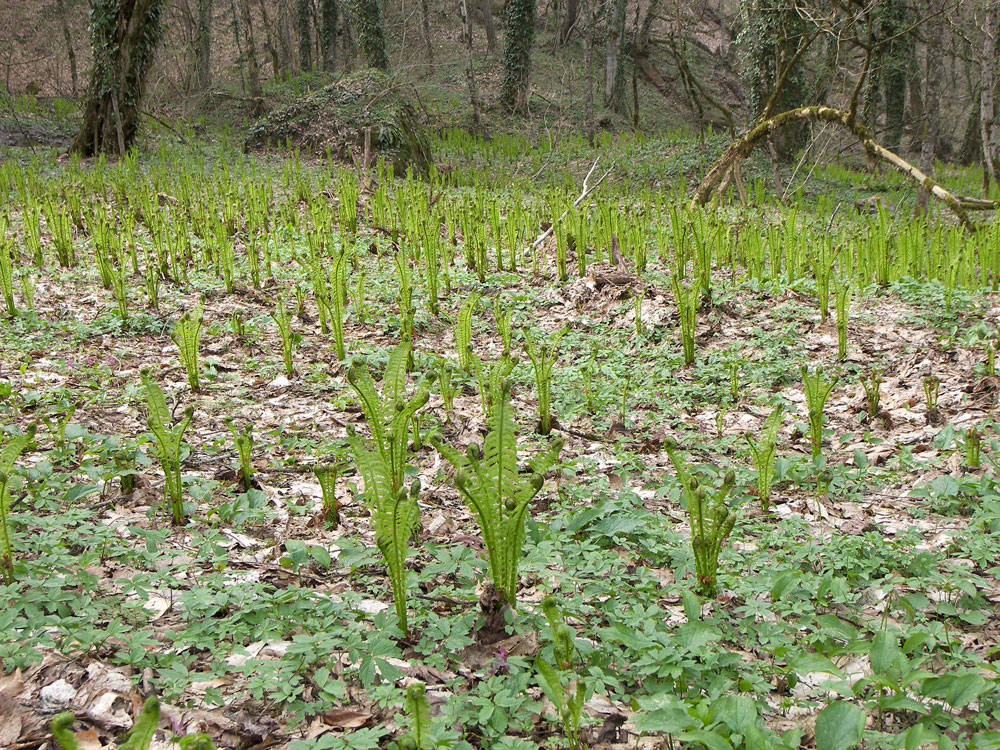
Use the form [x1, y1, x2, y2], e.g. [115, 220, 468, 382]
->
[531, 158, 613, 250]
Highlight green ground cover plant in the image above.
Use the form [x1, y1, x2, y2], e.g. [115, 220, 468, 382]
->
[0, 132, 998, 750]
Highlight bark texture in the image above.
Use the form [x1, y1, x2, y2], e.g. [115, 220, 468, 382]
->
[72, 0, 167, 156]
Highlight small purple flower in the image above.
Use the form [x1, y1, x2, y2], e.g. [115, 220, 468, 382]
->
[487, 646, 509, 675]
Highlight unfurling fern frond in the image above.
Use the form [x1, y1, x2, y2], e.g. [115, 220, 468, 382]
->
[523, 325, 569, 435]
[433, 383, 562, 607]
[346, 341, 433, 635]
[470, 352, 518, 419]
[665, 442, 737, 597]
[142, 370, 194, 526]
[172, 304, 203, 392]
[0, 425, 36, 583]
[455, 292, 479, 372]
[745, 405, 782, 512]
[493, 294, 513, 355]
[399, 682, 432, 750]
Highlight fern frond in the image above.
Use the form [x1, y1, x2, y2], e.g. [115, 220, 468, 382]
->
[383, 340, 411, 413]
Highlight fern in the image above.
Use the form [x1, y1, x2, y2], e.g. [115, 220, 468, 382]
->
[0, 229, 15, 317]
[745, 405, 782, 512]
[523, 325, 569, 435]
[802, 366, 837, 460]
[0, 425, 36, 583]
[142, 371, 193, 526]
[432, 383, 562, 606]
[225, 419, 254, 490]
[118, 696, 160, 750]
[665, 442, 737, 597]
[273, 297, 296, 377]
[493, 294, 513, 355]
[328, 244, 349, 360]
[470, 352, 518, 419]
[455, 292, 479, 372]
[172, 304, 203, 392]
[52, 696, 163, 750]
[399, 682, 432, 749]
[535, 597, 589, 749]
[314, 463, 340, 524]
[347, 341, 432, 635]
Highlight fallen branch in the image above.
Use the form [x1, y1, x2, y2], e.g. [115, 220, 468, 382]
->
[532, 157, 613, 249]
[692, 105, 1000, 231]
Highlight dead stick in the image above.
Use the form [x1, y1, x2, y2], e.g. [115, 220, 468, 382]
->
[531, 157, 613, 250]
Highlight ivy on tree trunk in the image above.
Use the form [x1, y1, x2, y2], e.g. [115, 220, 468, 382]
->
[500, 0, 536, 114]
[72, 0, 167, 156]
[320, 0, 338, 71]
[355, 0, 389, 71]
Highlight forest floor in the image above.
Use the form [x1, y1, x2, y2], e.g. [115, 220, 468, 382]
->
[0, 132, 999, 750]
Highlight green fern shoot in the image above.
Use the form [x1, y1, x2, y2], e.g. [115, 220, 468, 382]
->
[745, 405, 782, 512]
[665, 442, 737, 597]
[142, 371, 194, 526]
[346, 341, 433, 635]
[172, 304, 203, 392]
[0, 425, 36, 582]
[455, 292, 479, 372]
[801, 366, 837, 460]
[433, 382, 562, 607]
[523, 325, 569, 435]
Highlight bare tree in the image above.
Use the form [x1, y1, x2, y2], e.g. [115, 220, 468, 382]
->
[195, 0, 213, 89]
[604, 0, 628, 112]
[979, 1, 1000, 187]
[55, 0, 78, 96]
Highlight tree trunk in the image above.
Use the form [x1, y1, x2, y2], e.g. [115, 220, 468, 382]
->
[980, 1, 1000, 188]
[692, 104, 997, 231]
[917, 1, 942, 214]
[55, 0, 79, 96]
[584, 7, 595, 144]
[237, 0, 265, 109]
[499, 0, 537, 113]
[604, 0, 627, 112]
[482, 0, 497, 53]
[636, 0, 659, 54]
[277, 0, 295, 71]
[320, 0, 338, 71]
[297, 0, 312, 71]
[195, 0, 213, 89]
[558, 0, 578, 46]
[421, 0, 433, 62]
[71, 0, 167, 156]
[460, 0, 480, 126]
[355, 0, 388, 71]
